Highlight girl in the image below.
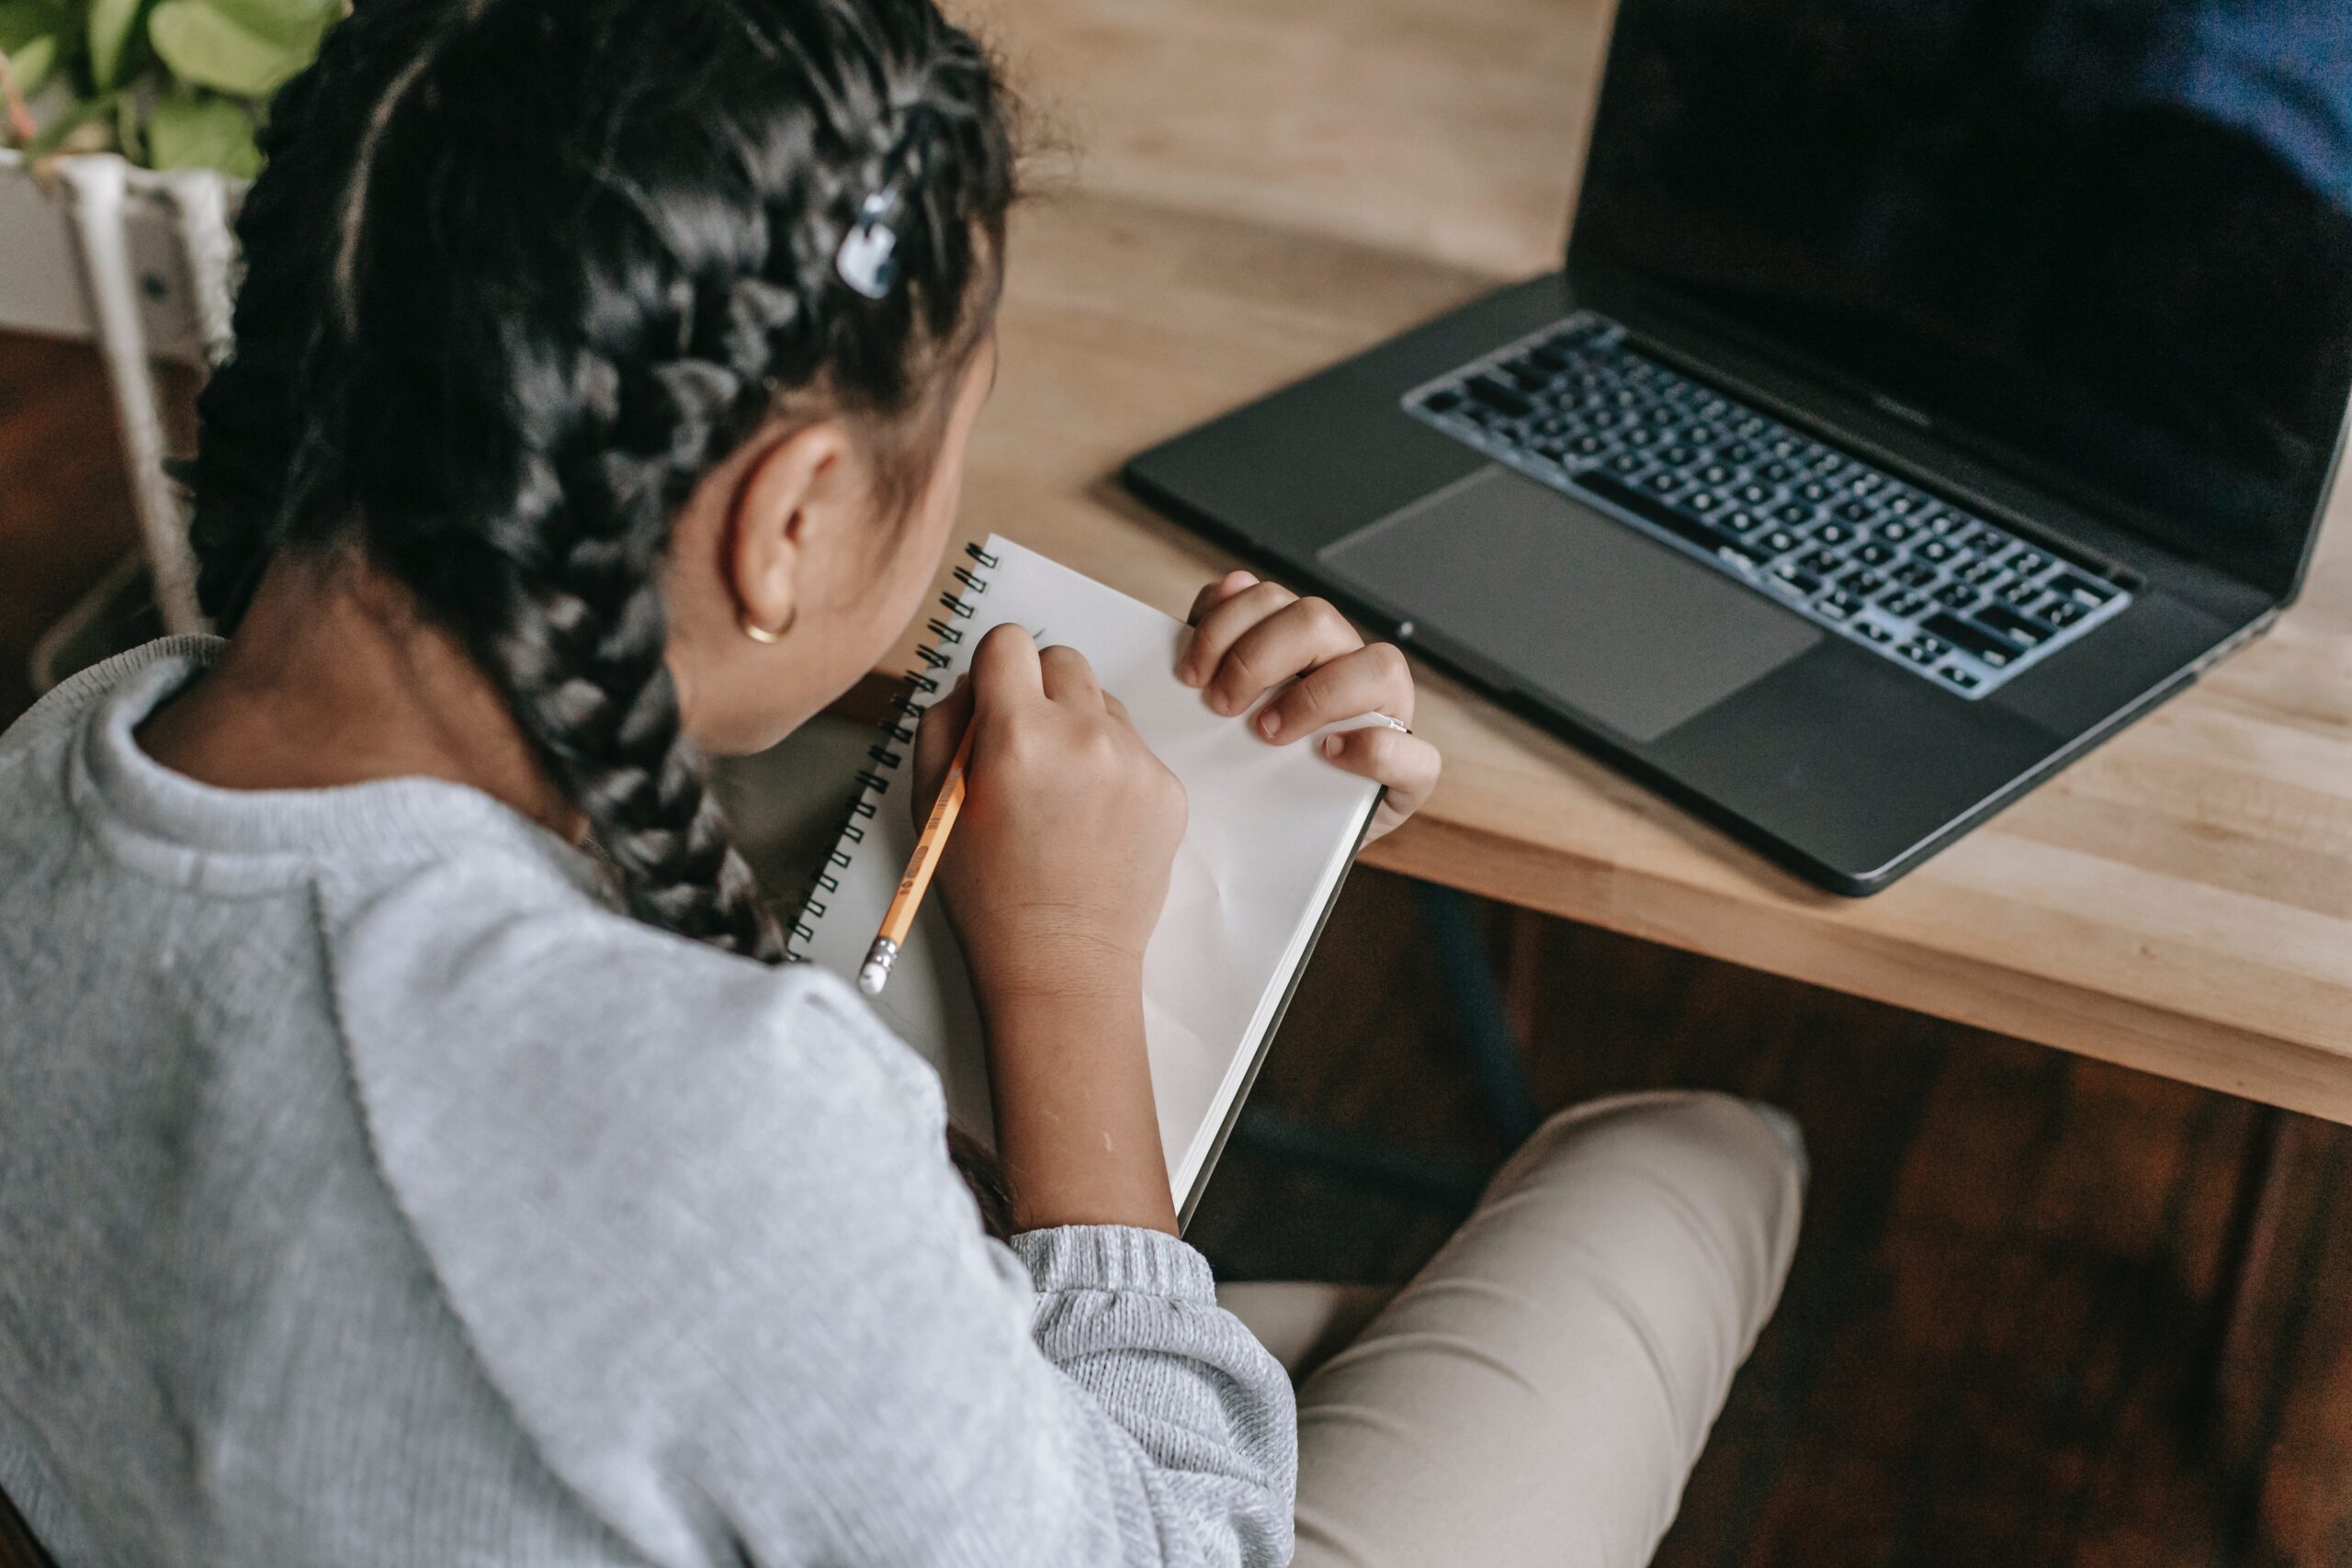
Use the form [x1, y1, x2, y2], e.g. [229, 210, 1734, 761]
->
[0, 0, 1803, 1563]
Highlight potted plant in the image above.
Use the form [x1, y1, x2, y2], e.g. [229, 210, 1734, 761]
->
[1, 0, 338, 340]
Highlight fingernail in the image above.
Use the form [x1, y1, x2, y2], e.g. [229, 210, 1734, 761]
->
[1322, 734, 1345, 759]
[1258, 708, 1283, 740]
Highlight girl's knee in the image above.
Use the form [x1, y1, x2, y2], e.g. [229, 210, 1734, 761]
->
[1494, 1090, 1807, 1249]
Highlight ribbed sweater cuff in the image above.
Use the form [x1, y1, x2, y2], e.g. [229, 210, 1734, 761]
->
[1009, 1225, 1216, 1303]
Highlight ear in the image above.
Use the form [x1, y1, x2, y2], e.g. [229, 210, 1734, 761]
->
[728, 419, 856, 639]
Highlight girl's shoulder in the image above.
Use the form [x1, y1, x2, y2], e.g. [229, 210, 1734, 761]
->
[320, 842, 956, 1225]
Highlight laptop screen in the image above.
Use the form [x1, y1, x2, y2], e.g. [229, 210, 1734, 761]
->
[1569, 0, 2352, 595]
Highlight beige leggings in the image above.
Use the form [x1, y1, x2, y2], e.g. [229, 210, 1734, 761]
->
[1220, 1091, 1806, 1568]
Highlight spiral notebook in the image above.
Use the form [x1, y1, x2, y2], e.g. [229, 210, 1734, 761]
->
[791, 536, 1387, 1225]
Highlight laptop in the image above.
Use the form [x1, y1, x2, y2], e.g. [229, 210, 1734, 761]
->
[1125, 0, 2352, 893]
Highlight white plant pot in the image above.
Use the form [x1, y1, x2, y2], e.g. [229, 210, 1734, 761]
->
[1, 147, 244, 640]
[0, 147, 237, 363]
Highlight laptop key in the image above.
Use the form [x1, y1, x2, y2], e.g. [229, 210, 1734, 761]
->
[1465, 376, 1532, 418]
[1922, 612, 2024, 668]
[1498, 359, 1550, 391]
[1974, 604, 2052, 646]
[1997, 580, 2043, 607]
[2049, 570, 2117, 606]
[1568, 470, 1773, 570]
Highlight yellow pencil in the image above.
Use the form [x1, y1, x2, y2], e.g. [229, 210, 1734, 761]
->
[859, 723, 976, 997]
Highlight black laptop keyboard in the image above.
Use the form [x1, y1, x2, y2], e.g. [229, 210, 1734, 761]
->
[1402, 313, 2132, 698]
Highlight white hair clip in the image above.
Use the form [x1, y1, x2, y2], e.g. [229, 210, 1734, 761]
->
[835, 187, 904, 300]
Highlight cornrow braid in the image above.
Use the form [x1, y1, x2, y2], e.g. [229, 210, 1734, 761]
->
[187, 0, 1016, 968]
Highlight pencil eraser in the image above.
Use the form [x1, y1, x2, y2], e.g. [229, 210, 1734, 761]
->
[857, 961, 887, 996]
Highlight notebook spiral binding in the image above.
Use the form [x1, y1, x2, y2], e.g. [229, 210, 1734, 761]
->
[785, 540, 1001, 962]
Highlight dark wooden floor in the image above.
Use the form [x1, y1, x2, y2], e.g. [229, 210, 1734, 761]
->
[1192, 871, 2352, 1568]
[6, 332, 2348, 1566]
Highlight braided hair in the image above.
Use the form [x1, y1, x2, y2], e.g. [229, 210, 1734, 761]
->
[187, 0, 1016, 970]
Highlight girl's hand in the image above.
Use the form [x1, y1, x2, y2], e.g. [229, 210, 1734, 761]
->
[914, 625, 1187, 1010]
[1179, 571, 1441, 842]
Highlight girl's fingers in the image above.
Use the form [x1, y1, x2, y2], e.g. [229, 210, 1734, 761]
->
[1178, 579, 1297, 690]
[1187, 570, 1260, 627]
[968, 622, 1044, 713]
[1319, 725, 1442, 838]
[1256, 641, 1414, 744]
[1037, 643, 1103, 708]
[1203, 594, 1361, 717]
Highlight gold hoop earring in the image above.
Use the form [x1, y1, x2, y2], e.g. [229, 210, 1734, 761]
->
[740, 606, 797, 645]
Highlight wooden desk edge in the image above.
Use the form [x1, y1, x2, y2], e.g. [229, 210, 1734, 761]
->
[1367, 815, 2352, 1126]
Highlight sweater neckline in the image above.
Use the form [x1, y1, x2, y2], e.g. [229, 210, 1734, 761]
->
[69, 637, 603, 888]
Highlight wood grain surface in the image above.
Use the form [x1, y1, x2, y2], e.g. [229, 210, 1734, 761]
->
[948, 0, 2352, 1122]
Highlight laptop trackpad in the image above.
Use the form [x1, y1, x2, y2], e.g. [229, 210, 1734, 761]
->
[1319, 467, 1821, 743]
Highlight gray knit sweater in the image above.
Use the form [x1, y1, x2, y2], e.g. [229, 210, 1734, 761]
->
[0, 639, 1295, 1568]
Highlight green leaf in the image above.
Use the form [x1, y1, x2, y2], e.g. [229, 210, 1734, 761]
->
[204, 0, 333, 50]
[1, 32, 57, 96]
[0, 0, 60, 50]
[86, 0, 143, 88]
[146, 88, 255, 175]
[147, 0, 306, 96]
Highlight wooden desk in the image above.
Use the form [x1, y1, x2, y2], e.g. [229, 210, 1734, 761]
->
[945, 0, 2352, 1123]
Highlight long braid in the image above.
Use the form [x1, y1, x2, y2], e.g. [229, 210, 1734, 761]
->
[188, 0, 1015, 970]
